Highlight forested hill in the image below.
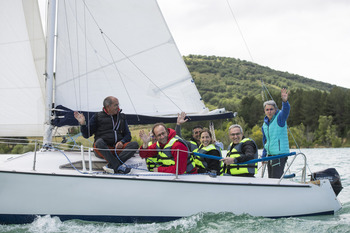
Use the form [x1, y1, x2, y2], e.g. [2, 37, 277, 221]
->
[183, 54, 350, 148]
[184, 54, 335, 111]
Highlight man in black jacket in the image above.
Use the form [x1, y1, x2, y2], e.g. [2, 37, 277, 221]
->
[74, 96, 138, 174]
[220, 124, 258, 177]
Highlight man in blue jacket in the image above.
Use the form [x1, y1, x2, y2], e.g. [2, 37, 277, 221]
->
[261, 88, 290, 178]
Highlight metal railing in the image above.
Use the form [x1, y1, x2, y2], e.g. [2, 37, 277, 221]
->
[278, 152, 307, 184]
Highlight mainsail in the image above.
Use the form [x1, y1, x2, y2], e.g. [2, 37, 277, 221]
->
[53, 0, 233, 125]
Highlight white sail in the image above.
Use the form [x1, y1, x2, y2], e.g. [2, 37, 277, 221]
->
[0, 0, 46, 137]
[55, 0, 208, 117]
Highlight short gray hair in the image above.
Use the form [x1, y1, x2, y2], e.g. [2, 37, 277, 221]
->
[103, 96, 114, 108]
[263, 100, 277, 109]
[228, 124, 243, 134]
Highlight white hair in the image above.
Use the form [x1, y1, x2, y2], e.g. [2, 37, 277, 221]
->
[263, 100, 277, 109]
[228, 124, 243, 134]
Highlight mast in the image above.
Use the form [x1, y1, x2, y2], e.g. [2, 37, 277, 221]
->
[43, 0, 57, 147]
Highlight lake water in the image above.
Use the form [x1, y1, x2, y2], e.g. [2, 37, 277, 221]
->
[1, 148, 349, 233]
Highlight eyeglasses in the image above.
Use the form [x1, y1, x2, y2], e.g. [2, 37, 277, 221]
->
[230, 133, 241, 137]
[155, 132, 167, 138]
[265, 108, 274, 112]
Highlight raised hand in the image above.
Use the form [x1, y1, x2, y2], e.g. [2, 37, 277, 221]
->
[177, 112, 188, 125]
[281, 88, 289, 102]
[74, 111, 86, 125]
[139, 130, 151, 147]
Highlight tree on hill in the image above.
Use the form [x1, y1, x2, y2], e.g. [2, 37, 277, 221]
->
[182, 54, 350, 148]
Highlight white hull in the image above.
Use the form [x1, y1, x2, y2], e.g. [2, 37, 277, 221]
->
[0, 151, 342, 224]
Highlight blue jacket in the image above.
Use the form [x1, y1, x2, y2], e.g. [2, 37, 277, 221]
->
[262, 101, 290, 158]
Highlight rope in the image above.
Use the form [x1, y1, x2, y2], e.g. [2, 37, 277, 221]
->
[46, 145, 94, 175]
[74, 0, 82, 111]
[62, 0, 79, 109]
[79, 1, 185, 118]
[113, 147, 148, 172]
[192, 152, 222, 161]
[237, 152, 296, 165]
[226, 0, 254, 62]
[44, 145, 207, 177]
[82, 0, 92, 139]
[261, 80, 274, 102]
[225, 1, 301, 157]
[1, 137, 307, 179]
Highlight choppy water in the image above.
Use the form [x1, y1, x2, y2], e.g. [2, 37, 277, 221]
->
[1, 148, 349, 233]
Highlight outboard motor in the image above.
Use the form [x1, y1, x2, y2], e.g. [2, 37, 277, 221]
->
[310, 168, 343, 196]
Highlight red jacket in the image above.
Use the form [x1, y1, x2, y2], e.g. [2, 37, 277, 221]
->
[139, 128, 192, 174]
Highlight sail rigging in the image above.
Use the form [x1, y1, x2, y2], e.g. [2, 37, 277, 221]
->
[0, 0, 233, 139]
[52, 0, 233, 126]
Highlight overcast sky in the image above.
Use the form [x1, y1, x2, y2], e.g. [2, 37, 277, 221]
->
[157, 0, 350, 89]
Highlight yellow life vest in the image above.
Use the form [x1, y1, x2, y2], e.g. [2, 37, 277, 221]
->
[155, 135, 196, 173]
[146, 141, 158, 171]
[193, 144, 222, 170]
[220, 138, 258, 176]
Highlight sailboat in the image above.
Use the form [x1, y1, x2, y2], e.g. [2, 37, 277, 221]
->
[0, 0, 342, 224]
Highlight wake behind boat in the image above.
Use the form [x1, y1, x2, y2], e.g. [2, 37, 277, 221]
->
[0, 0, 342, 224]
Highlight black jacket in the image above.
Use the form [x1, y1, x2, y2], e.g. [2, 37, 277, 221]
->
[81, 110, 131, 147]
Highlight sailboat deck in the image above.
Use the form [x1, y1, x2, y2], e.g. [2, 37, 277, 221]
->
[0, 150, 311, 188]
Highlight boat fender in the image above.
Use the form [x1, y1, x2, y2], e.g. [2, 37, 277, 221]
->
[283, 173, 295, 179]
[310, 168, 343, 196]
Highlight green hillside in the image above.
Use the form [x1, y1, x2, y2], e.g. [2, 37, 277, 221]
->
[184, 54, 335, 112]
[181, 54, 350, 148]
